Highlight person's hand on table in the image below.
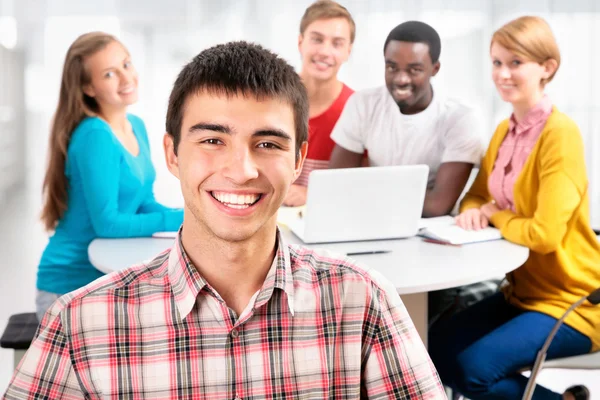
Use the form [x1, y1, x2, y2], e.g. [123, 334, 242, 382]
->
[283, 184, 307, 207]
[455, 207, 490, 231]
[480, 201, 501, 221]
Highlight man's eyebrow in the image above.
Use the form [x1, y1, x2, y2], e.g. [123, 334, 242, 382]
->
[186, 124, 291, 141]
[308, 31, 346, 42]
[253, 129, 292, 141]
[188, 123, 232, 134]
[384, 60, 425, 68]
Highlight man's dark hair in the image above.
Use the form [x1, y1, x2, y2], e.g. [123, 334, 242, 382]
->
[383, 21, 441, 63]
[166, 41, 309, 160]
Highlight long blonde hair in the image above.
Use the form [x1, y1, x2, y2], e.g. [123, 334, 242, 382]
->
[492, 16, 561, 85]
[41, 32, 120, 231]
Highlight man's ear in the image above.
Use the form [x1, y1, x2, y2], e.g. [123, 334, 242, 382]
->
[344, 42, 353, 62]
[294, 141, 309, 179]
[163, 133, 180, 179]
[431, 60, 441, 77]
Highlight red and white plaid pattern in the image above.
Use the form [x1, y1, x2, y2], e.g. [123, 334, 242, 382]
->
[5, 231, 445, 399]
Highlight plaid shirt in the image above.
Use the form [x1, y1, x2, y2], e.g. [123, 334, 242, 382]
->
[5, 231, 445, 399]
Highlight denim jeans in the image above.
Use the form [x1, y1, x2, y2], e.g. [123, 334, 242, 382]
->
[429, 292, 592, 400]
[35, 290, 60, 322]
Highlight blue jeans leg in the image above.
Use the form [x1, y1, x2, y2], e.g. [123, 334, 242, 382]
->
[429, 293, 519, 389]
[429, 292, 592, 400]
[35, 290, 60, 322]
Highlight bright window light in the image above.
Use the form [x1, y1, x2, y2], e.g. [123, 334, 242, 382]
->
[44, 16, 121, 65]
[0, 16, 17, 49]
[420, 10, 486, 38]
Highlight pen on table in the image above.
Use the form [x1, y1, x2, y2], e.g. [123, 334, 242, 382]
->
[421, 238, 462, 247]
[346, 250, 392, 256]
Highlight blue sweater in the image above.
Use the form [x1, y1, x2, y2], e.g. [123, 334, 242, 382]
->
[37, 115, 183, 295]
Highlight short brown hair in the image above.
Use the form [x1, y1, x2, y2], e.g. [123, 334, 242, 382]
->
[300, 0, 356, 43]
[492, 16, 561, 85]
[166, 41, 309, 161]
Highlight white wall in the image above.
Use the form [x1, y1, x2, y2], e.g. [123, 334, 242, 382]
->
[0, 45, 25, 203]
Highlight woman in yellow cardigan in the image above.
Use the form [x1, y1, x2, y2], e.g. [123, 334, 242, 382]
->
[429, 16, 600, 400]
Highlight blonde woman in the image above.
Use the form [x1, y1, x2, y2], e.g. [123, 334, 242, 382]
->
[429, 16, 599, 400]
[36, 32, 182, 320]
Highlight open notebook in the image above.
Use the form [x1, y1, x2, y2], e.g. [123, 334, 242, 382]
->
[419, 222, 502, 245]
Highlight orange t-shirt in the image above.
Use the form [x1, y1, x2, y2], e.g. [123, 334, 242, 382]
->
[295, 84, 354, 186]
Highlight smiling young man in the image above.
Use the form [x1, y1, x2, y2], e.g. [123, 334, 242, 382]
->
[5, 41, 444, 399]
[329, 21, 485, 218]
[283, 0, 356, 206]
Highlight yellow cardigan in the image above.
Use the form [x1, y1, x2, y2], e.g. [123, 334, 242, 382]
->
[461, 107, 600, 351]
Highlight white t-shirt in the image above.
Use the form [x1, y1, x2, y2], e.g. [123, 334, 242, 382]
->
[331, 86, 485, 188]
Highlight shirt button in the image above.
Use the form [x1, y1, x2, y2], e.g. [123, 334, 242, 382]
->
[231, 329, 239, 338]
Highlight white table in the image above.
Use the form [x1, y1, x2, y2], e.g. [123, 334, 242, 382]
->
[89, 227, 529, 344]
[89, 237, 176, 273]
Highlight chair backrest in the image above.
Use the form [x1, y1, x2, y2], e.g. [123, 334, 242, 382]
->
[0, 312, 39, 350]
[450, 167, 479, 216]
[541, 351, 600, 370]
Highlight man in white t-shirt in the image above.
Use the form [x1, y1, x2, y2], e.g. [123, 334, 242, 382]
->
[329, 21, 484, 217]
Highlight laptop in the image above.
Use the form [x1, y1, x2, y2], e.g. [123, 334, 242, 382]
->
[286, 165, 429, 243]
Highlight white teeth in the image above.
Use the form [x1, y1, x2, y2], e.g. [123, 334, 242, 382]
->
[314, 60, 331, 68]
[394, 88, 411, 96]
[212, 191, 260, 206]
[226, 204, 250, 210]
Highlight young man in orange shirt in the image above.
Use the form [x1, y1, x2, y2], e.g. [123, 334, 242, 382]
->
[283, 0, 356, 206]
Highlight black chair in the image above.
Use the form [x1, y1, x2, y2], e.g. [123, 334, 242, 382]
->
[1, 313, 39, 369]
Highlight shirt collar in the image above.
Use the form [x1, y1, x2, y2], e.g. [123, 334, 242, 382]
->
[168, 227, 295, 320]
[167, 229, 208, 320]
[396, 85, 438, 122]
[254, 229, 295, 316]
[509, 94, 553, 135]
